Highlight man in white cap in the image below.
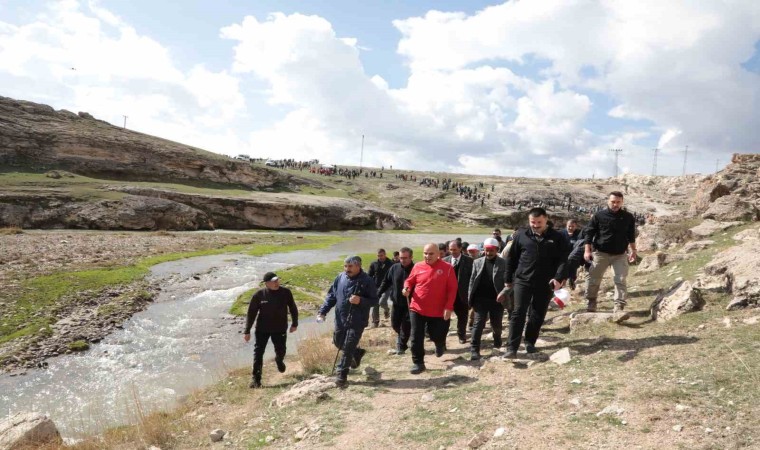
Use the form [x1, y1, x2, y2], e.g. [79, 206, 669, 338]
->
[467, 238, 511, 360]
[466, 244, 481, 259]
[243, 271, 298, 388]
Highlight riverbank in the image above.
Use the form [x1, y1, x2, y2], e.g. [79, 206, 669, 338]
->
[0, 230, 346, 372]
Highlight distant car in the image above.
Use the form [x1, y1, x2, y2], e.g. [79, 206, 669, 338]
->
[265, 160, 277, 166]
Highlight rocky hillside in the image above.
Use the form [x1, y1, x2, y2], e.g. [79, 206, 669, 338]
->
[0, 96, 295, 190]
[689, 153, 760, 221]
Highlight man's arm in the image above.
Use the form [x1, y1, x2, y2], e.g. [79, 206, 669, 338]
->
[244, 291, 261, 335]
[505, 236, 519, 285]
[377, 267, 393, 297]
[627, 214, 638, 262]
[286, 289, 299, 331]
[583, 216, 599, 261]
[318, 275, 340, 316]
[368, 261, 377, 279]
[358, 278, 379, 307]
[444, 265, 458, 312]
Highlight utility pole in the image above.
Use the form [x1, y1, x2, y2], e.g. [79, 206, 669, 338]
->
[359, 134, 364, 170]
[715, 158, 720, 173]
[682, 145, 688, 175]
[652, 148, 659, 176]
[609, 148, 623, 177]
[122, 115, 128, 129]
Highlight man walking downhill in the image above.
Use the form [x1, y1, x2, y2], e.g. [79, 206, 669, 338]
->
[369, 249, 393, 327]
[378, 247, 415, 355]
[403, 243, 458, 374]
[505, 208, 569, 358]
[468, 238, 511, 360]
[244, 272, 298, 388]
[443, 241, 473, 344]
[317, 256, 378, 388]
[560, 219, 582, 289]
[583, 192, 637, 319]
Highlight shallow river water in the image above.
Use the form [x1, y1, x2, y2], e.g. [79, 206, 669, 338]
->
[0, 231, 486, 438]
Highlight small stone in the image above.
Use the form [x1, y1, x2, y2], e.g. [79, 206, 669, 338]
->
[596, 405, 625, 417]
[675, 404, 688, 412]
[571, 379, 582, 384]
[549, 348, 572, 365]
[421, 393, 435, 403]
[743, 316, 759, 325]
[568, 398, 581, 408]
[467, 431, 490, 448]
[265, 435, 274, 443]
[705, 428, 714, 434]
[493, 427, 506, 438]
[209, 429, 225, 442]
[722, 317, 732, 328]
[673, 424, 683, 432]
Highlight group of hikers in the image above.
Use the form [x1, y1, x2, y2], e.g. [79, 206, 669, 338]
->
[243, 191, 638, 388]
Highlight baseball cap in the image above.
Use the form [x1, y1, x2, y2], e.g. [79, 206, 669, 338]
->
[262, 272, 279, 282]
[483, 238, 500, 249]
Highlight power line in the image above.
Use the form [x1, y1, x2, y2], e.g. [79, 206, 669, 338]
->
[682, 145, 688, 175]
[609, 148, 623, 177]
[652, 148, 659, 176]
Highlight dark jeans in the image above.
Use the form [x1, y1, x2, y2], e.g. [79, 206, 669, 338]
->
[252, 331, 287, 382]
[445, 298, 470, 340]
[470, 300, 504, 352]
[508, 283, 552, 352]
[371, 290, 391, 324]
[391, 300, 411, 350]
[410, 311, 447, 365]
[332, 326, 365, 378]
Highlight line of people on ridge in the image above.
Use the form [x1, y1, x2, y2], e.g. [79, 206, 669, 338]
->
[243, 191, 638, 388]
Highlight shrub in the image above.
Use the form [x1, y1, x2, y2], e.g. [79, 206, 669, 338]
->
[298, 335, 336, 375]
[0, 227, 23, 235]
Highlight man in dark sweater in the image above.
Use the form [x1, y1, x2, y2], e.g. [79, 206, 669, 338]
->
[378, 247, 415, 355]
[583, 192, 637, 316]
[467, 238, 511, 361]
[443, 240, 474, 344]
[560, 219, 582, 289]
[505, 208, 569, 358]
[368, 249, 393, 327]
[244, 271, 298, 388]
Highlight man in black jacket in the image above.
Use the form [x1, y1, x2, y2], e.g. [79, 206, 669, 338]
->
[244, 272, 298, 388]
[368, 249, 393, 327]
[443, 240, 474, 344]
[468, 238, 511, 360]
[560, 219, 582, 289]
[505, 208, 569, 358]
[583, 192, 637, 315]
[378, 247, 415, 354]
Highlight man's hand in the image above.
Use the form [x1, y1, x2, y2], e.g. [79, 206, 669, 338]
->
[549, 279, 562, 290]
[243, 333, 251, 343]
[443, 309, 452, 321]
[349, 294, 361, 305]
[289, 326, 297, 333]
[496, 293, 506, 304]
[584, 250, 593, 263]
[402, 287, 410, 298]
[316, 315, 325, 323]
[628, 250, 638, 264]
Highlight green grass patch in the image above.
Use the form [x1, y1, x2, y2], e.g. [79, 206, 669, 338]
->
[68, 340, 90, 351]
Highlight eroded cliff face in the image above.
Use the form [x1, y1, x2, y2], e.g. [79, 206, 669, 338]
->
[0, 96, 294, 190]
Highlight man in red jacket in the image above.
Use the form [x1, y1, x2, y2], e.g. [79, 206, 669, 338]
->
[403, 243, 458, 374]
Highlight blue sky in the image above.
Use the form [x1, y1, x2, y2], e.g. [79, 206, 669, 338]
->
[1, 0, 758, 177]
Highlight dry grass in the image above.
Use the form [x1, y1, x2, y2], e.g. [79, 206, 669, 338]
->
[0, 226, 23, 235]
[298, 334, 337, 375]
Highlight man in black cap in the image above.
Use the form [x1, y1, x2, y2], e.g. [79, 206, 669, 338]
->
[243, 272, 298, 388]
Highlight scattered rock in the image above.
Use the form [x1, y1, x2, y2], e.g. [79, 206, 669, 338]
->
[569, 398, 581, 408]
[637, 251, 668, 274]
[596, 405, 625, 417]
[209, 429, 225, 442]
[743, 316, 759, 325]
[698, 233, 760, 309]
[363, 366, 380, 380]
[680, 240, 714, 253]
[420, 393, 435, 403]
[271, 375, 337, 408]
[675, 404, 688, 412]
[467, 431, 490, 449]
[689, 219, 742, 238]
[549, 348, 572, 365]
[265, 435, 274, 443]
[701, 194, 759, 222]
[650, 280, 705, 322]
[673, 424, 683, 432]
[493, 427, 506, 438]
[0, 412, 61, 449]
[722, 317, 732, 328]
[569, 312, 629, 330]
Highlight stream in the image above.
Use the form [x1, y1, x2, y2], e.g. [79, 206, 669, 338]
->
[0, 231, 485, 438]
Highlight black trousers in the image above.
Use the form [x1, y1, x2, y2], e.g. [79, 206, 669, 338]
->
[470, 300, 504, 352]
[445, 297, 470, 340]
[410, 311, 447, 365]
[332, 326, 365, 378]
[508, 283, 553, 352]
[252, 331, 287, 381]
[391, 300, 411, 350]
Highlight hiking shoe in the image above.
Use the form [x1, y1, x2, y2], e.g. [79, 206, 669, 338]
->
[435, 342, 446, 357]
[350, 348, 367, 369]
[503, 349, 517, 359]
[249, 379, 262, 389]
[275, 359, 286, 373]
[493, 338, 502, 349]
[525, 343, 537, 354]
[410, 364, 426, 375]
[458, 337, 467, 344]
[586, 300, 597, 313]
[470, 351, 481, 361]
[333, 377, 348, 389]
[384, 310, 390, 319]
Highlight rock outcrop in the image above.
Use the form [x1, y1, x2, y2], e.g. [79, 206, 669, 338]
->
[690, 153, 760, 219]
[0, 96, 297, 190]
[0, 412, 61, 450]
[650, 280, 705, 321]
[697, 229, 760, 309]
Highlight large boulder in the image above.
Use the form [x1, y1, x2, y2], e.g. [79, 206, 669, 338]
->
[680, 240, 714, 253]
[636, 252, 667, 274]
[701, 194, 759, 222]
[689, 219, 742, 238]
[0, 412, 61, 450]
[271, 375, 337, 407]
[690, 153, 760, 217]
[650, 280, 705, 321]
